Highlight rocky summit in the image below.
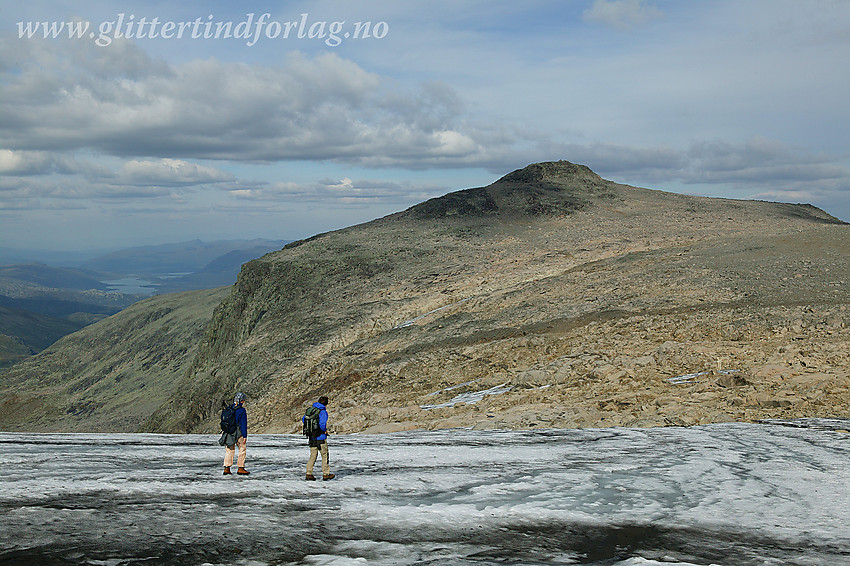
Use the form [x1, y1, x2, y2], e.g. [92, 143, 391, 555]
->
[2, 161, 849, 433]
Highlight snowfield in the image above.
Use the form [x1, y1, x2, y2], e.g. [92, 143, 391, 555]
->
[2, 419, 849, 565]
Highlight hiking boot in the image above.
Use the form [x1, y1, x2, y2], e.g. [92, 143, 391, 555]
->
[305, 474, 317, 481]
[236, 467, 250, 475]
[322, 474, 335, 481]
[223, 467, 232, 475]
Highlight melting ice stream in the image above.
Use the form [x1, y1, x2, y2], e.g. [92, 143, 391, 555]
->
[2, 419, 849, 566]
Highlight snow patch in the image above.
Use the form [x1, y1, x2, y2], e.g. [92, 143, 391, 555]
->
[667, 369, 740, 385]
[420, 383, 512, 410]
[392, 298, 472, 329]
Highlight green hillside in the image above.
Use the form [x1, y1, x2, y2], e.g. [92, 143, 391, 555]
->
[0, 287, 229, 431]
[0, 306, 87, 368]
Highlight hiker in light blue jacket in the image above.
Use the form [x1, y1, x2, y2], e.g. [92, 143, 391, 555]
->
[303, 396, 334, 481]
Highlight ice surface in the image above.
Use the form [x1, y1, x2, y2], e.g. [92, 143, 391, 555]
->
[2, 420, 849, 565]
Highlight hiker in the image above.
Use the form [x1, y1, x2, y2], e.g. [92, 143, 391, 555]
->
[303, 396, 334, 481]
[222, 392, 250, 476]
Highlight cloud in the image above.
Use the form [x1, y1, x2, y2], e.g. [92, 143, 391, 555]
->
[583, 0, 663, 30]
[0, 149, 95, 176]
[682, 138, 848, 184]
[0, 153, 237, 213]
[0, 175, 175, 207]
[547, 142, 685, 178]
[0, 37, 504, 168]
[750, 188, 828, 202]
[534, 137, 849, 193]
[0, 150, 55, 175]
[118, 159, 235, 186]
[230, 177, 448, 207]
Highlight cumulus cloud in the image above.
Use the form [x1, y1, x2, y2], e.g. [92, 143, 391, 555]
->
[0, 37, 499, 168]
[0, 150, 56, 175]
[583, 0, 663, 30]
[0, 149, 100, 176]
[2, 29, 847, 220]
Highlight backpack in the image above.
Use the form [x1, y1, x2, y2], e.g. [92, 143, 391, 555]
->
[303, 406, 321, 438]
[220, 405, 238, 434]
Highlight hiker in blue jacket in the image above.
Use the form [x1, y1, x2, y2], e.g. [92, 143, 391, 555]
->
[303, 396, 334, 481]
[223, 392, 250, 476]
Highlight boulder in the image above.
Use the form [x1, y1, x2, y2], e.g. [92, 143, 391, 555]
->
[715, 372, 749, 387]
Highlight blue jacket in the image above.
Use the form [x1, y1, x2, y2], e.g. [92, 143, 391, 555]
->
[303, 401, 328, 441]
[234, 403, 247, 439]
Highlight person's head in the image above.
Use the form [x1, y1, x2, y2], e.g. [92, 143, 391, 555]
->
[318, 396, 329, 406]
[234, 392, 247, 405]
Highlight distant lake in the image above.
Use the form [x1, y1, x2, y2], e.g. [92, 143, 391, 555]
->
[101, 277, 158, 295]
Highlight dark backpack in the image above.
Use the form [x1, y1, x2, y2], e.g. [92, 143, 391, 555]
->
[303, 406, 321, 438]
[220, 405, 238, 434]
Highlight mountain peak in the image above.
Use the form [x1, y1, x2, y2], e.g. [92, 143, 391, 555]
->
[495, 160, 602, 185]
[405, 160, 614, 220]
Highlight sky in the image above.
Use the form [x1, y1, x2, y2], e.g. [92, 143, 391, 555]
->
[1, 0, 849, 251]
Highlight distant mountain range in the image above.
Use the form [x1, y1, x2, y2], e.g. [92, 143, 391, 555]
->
[79, 239, 287, 276]
[0, 263, 110, 291]
[0, 239, 288, 367]
[0, 248, 111, 267]
[149, 244, 288, 293]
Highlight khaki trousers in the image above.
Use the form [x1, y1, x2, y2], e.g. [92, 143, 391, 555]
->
[224, 436, 246, 468]
[307, 440, 329, 476]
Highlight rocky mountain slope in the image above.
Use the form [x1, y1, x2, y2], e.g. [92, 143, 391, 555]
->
[143, 161, 849, 434]
[2, 161, 848, 433]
